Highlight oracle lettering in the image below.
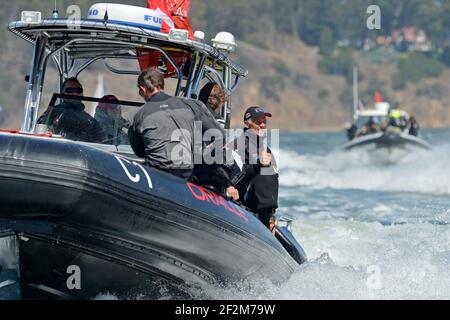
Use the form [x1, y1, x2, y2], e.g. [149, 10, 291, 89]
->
[187, 182, 248, 222]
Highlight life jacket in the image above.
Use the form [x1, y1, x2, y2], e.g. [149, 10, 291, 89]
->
[389, 109, 402, 119]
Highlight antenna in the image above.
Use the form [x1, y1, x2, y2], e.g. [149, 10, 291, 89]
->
[353, 64, 359, 122]
[52, 0, 59, 19]
[104, 2, 109, 22]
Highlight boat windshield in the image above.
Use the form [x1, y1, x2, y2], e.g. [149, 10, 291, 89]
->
[355, 115, 386, 130]
[38, 94, 143, 146]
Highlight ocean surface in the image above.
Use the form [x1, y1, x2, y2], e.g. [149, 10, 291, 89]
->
[2, 128, 449, 300]
[201, 128, 450, 300]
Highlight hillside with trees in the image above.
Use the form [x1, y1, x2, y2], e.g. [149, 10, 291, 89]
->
[1, 0, 450, 130]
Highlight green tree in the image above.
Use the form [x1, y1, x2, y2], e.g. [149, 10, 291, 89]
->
[395, 53, 444, 89]
[319, 27, 335, 56]
[318, 49, 354, 84]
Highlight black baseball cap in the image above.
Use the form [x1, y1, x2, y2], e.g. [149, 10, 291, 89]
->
[244, 106, 272, 121]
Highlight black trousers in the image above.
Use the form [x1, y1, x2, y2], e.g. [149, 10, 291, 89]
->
[255, 208, 276, 229]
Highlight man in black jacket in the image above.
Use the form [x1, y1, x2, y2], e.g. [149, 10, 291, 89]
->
[129, 67, 240, 204]
[129, 67, 225, 180]
[38, 78, 105, 143]
[408, 116, 420, 136]
[233, 106, 279, 230]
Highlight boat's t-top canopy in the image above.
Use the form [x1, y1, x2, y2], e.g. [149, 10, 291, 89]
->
[355, 102, 410, 122]
[355, 102, 390, 119]
[9, 3, 248, 133]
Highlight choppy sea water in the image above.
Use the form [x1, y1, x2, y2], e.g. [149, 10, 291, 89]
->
[201, 128, 450, 299]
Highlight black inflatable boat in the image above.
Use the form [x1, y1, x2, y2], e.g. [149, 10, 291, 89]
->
[0, 131, 305, 299]
[1, 7, 307, 299]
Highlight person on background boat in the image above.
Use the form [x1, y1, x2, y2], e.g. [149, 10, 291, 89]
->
[386, 108, 405, 133]
[129, 67, 240, 201]
[366, 117, 379, 134]
[356, 125, 369, 138]
[356, 117, 378, 138]
[408, 116, 420, 136]
[232, 106, 279, 231]
[38, 78, 105, 142]
[380, 116, 391, 131]
[399, 111, 409, 132]
[94, 95, 130, 146]
[385, 108, 410, 133]
[346, 122, 358, 141]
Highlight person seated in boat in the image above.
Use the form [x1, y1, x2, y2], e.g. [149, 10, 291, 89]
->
[129, 67, 239, 200]
[380, 118, 390, 132]
[388, 109, 405, 132]
[356, 126, 369, 138]
[94, 95, 130, 146]
[346, 122, 358, 141]
[198, 83, 228, 121]
[231, 106, 278, 232]
[129, 67, 195, 179]
[38, 78, 105, 143]
[386, 109, 409, 133]
[399, 113, 409, 131]
[354, 117, 379, 139]
[408, 116, 420, 136]
[366, 117, 379, 134]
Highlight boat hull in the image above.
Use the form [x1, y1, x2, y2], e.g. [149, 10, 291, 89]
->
[0, 132, 302, 299]
[341, 131, 430, 164]
[0, 229, 193, 299]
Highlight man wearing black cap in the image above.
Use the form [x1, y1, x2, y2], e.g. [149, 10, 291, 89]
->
[233, 106, 279, 231]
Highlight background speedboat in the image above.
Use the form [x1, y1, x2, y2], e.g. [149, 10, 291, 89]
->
[342, 130, 431, 164]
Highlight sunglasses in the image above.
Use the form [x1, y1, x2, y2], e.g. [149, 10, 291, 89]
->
[64, 87, 83, 94]
[252, 118, 267, 125]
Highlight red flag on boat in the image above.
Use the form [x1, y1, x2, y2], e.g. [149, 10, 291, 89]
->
[374, 91, 383, 103]
[147, 0, 194, 39]
[136, 48, 191, 78]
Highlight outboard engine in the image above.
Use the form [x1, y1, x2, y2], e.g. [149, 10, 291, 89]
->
[274, 216, 307, 265]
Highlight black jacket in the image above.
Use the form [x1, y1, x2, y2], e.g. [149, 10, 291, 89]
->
[94, 108, 130, 146]
[233, 129, 279, 211]
[128, 92, 224, 171]
[38, 100, 105, 143]
[409, 123, 420, 136]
